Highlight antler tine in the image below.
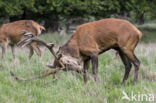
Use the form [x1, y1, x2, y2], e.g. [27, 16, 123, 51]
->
[18, 30, 65, 68]
[18, 30, 53, 48]
[17, 30, 35, 47]
[25, 37, 61, 61]
[30, 38, 65, 68]
[47, 44, 65, 68]
[17, 37, 30, 47]
[10, 68, 60, 82]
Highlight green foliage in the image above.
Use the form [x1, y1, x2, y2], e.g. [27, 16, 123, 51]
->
[130, 0, 149, 20]
[0, 0, 155, 22]
[148, 1, 156, 19]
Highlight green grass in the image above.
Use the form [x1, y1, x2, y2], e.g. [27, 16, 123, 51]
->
[0, 28, 156, 103]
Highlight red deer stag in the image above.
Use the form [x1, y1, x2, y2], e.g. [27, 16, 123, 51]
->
[12, 18, 142, 85]
[0, 20, 45, 63]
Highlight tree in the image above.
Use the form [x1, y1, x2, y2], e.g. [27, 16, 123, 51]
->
[0, 0, 155, 31]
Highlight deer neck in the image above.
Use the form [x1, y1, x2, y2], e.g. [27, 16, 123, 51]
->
[60, 38, 82, 62]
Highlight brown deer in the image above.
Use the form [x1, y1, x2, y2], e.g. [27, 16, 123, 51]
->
[0, 20, 45, 63]
[12, 18, 142, 85]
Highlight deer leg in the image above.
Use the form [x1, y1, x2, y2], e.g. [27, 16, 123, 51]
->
[118, 50, 132, 85]
[10, 45, 19, 64]
[122, 49, 140, 85]
[1, 41, 7, 59]
[29, 46, 34, 59]
[10, 45, 15, 59]
[133, 55, 140, 85]
[52, 70, 60, 82]
[83, 59, 90, 84]
[30, 42, 41, 57]
[91, 55, 98, 82]
[35, 45, 41, 57]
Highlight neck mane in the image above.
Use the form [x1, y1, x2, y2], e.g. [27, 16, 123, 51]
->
[61, 35, 80, 59]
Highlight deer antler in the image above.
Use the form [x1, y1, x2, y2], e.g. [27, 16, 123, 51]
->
[17, 30, 65, 68]
[10, 68, 60, 82]
[17, 30, 35, 47]
[10, 30, 66, 82]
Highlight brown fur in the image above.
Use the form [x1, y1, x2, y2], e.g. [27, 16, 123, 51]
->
[58, 18, 142, 85]
[0, 20, 45, 61]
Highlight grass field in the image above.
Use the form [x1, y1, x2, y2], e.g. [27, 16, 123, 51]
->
[0, 27, 156, 103]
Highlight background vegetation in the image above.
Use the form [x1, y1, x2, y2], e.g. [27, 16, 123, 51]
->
[0, 0, 156, 32]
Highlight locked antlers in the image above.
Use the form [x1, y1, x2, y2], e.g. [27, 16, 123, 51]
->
[10, 30, 64, 82]
[17, 30, 65, 68]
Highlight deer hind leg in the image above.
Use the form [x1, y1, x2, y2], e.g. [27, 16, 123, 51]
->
[91, 55, 98, 82]
[10, 45, 16, 59]
[10, 44, 19, 64]
[118, 49, 132, 85]
[30, 42, 41, 57]
[1, 41, 8, 59]
[122, 48, 140, 85]
[133, 55, 140, 85]
[83, 59, 90, 84]
[29, 46, 34, 59]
